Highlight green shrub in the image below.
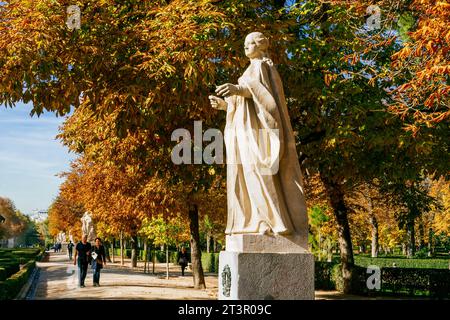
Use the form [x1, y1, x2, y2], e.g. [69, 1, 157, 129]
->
[381, 268, 450, 298]
[155, 251, 166, 263]
[171, 251, 180, 265]
[315, 261, 339, 290]
[139, 250, 147, 261]
[0, 282, 6, 300]
[315, 262, 368, 294]
[113, 248, 132, 258]
[0, 268, 6, 281]
[0, 260, 36, 300]
[315, 260, 450, 298]
[414, 248, 429, 259]
[354, 255, 449, 269]
[0, 262, 20, 279]
[201, 253, 219, 273]
[214, 253, 220, 273]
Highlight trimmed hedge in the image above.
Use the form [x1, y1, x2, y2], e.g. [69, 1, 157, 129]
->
[0, 248, 44, 283]
[0, 263, 20, 281]
[315, 261, 340, 290]
[315, 261, 450, 298]
[355, 255, 450, 269]
[0, 260, 36, 300]
[381, 268, 450, 298]
[201, 253, 219, 273]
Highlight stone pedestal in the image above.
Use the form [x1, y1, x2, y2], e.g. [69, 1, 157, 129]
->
[218, 234, 314, 300]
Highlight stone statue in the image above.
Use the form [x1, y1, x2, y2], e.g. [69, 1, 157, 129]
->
[209, 32, 308, 237]
[81, 212, 95, 242]
[57, 231, 66, 243]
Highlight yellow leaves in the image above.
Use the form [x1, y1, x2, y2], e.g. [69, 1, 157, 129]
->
[326, 138, 337, 148]
[324, 73, 337, 87]
[184, 62, 195, 79]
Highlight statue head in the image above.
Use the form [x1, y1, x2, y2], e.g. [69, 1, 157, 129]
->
[244, 32, 269, 59]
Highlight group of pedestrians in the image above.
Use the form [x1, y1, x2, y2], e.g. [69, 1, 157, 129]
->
[70, 236, 191, 287]
[53, 243, 62, 253]
[73, 235, 107, 288]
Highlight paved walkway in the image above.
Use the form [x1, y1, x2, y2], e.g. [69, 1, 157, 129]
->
[32, 251, 380, 300]
[33, 251, 218, 300]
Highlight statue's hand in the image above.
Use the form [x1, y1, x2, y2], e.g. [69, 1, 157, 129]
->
[215, 83, 239, 97]
[209, 95, 227, 111]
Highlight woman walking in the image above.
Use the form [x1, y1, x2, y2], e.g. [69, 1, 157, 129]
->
[178, 247, 189, 276]
[91, 237, 107, 287]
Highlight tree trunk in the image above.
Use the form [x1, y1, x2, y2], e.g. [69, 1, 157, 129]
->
[363, 185, 379, 258]
[188, 203, 206, 289]
[166, 244, 169, 279]
[206, 232, 211, 253]
[406, 217, 415, 258]
[143, 240, 148, 273]
[370, 215, 379, 258]
[111, 238, 115, 263]
[428, 228, 433, 257]
[152, 245, 156, 274]
[130, 235, 138, 268]
[213, 237, 217, 253]
[321, 175, 354, 294]
[120, 232, 124, 266]
[105, 239, 112, 263]
[318, 229, 322, 261]
[418, 216, 425, 250]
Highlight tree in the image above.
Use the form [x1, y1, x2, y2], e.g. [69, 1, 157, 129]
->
[0, 197, 27, 241]
[48, 194, 85, 239]
[384, 180, 438, 258]
[0, 0, 296, 289]
[140, 214, 189, 279]
[201, 215, 224, 254]
[308, 204, 337, 261]
[15, 215, 41, 247]
[389, 0, 450, 131]
[346, 181, 402, 257]
[283, 0, 449, 292]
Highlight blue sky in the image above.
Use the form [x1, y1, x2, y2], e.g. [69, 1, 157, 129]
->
[0, 103, 75, 216]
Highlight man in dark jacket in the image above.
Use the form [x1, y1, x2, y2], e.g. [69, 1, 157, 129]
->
[67, 241, 74, 260]
[74, 235, 91, 288]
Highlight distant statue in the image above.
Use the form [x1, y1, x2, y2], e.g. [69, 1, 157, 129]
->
[209, 32, 308, 236]
[57, 231, 66, 243]
[81, 212, 96, 242]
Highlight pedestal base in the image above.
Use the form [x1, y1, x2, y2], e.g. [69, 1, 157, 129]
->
[218, 250, 314, 300]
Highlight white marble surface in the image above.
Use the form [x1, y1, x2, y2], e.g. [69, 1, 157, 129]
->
[210, 32, 308, 236]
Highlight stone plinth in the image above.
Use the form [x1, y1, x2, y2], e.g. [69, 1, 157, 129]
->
[219, 234, 314, 300]
[225, 234, 308, 253]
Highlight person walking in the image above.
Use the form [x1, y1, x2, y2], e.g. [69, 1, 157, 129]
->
[91, 237, 107, 287]
[74, 235, 91, 288]
[67, 241, 74, 260]
[177, 247, 189, 277]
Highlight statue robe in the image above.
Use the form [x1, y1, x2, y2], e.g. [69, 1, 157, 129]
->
[224, 58, 308, 235]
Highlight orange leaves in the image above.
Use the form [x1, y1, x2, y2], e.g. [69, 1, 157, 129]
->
[389, 0, 450, 129]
